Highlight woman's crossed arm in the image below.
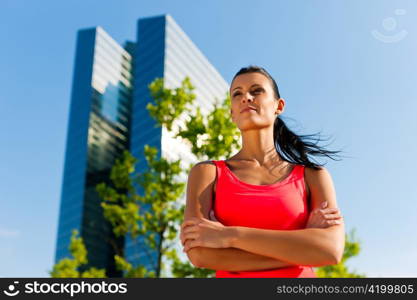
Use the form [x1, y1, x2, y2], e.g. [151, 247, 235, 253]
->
[182, 162, 344, 270]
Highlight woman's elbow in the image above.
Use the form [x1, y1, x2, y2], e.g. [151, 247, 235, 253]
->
[186, 247, 205, 268]
[332, 243, 345, 265]
[313, 247, 342, 267]
[323, 227, 345, 265]
[312, 239, 344, 266]
[325, 238, 345, 265]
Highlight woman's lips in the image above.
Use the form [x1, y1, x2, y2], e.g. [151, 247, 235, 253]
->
[241, 107, 257, 113]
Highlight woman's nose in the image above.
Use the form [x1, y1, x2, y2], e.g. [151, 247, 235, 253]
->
[242, 92, 254, 102]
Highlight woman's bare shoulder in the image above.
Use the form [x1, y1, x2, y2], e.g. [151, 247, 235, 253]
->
[185, 161, 217, 220]
[193, 160, 216, 166]
[189, 160, 216, 179]
[304, 165, 338, 209]
[191, 160, 216, 171]
[304, 164, 328, 186]
[304, 165, 330, 182]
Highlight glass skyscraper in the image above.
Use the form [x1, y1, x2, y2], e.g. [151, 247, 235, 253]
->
[55, 14, 228, 276]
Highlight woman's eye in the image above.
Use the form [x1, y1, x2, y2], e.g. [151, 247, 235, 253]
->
[232, 88, 262, 97]
[251, 88, 263, 94]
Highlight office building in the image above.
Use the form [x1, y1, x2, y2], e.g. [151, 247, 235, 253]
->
[55, 14, 228, 276]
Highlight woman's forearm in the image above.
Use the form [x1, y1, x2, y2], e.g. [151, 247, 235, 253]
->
[227, 225, 344, 267]
[188, 247, 296, 272]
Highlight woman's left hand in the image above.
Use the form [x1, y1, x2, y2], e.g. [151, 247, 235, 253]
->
[180, 216, 232, 252]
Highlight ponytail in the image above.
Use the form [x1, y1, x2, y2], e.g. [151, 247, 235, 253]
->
[273, 115, 343, 170]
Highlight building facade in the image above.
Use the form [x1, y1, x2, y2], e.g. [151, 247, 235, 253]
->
[55, 27, 134, 276]
[55, 14, 228, 276]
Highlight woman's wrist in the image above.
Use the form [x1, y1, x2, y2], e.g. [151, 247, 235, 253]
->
[224, 226, 240, 248]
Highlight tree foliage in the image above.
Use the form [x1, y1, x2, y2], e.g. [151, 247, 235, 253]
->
[175, 95, 241, 160]
[50, 230, 106, 278]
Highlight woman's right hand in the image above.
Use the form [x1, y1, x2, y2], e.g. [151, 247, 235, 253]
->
[306, 201, 343, 229]
[180, 210, 222, 247]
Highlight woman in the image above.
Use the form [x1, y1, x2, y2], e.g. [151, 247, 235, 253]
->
[180, 66, 345, 278]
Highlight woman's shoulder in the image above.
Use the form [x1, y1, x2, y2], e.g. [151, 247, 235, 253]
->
[304, 165, 333, 203]
[188, 160, 217, 192]
[189, 160, 217, 178]
[304, 165, 330, 181]
[192, 160, 216, 168]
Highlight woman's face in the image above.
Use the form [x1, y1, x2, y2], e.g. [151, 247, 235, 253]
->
[229, 72, 284, 131]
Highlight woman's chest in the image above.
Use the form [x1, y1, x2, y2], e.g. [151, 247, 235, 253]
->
[213, 183, 309, 230]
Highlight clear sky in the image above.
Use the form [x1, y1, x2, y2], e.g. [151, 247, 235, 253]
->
[1, 0, 416, 277]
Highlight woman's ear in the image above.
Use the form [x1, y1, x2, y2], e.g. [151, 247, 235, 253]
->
[276, 98, 285, 114]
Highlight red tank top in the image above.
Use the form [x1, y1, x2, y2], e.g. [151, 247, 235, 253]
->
[212, 160, 316, 278]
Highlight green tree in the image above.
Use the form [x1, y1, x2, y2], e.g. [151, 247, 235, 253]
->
[95, 77, 200, 277]
[96, 146, 186, 277]
[51, 77, 199, 278]
[316, 229, 365, 278]
[175, 94, 241, 160]
[50, 230, 106, 278]
[147, 77, 196, 132]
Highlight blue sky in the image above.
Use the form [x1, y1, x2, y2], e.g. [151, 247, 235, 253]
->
[1, 0, 416, 277]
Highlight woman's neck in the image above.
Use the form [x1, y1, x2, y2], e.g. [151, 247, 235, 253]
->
[237, 129, 282, 166]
